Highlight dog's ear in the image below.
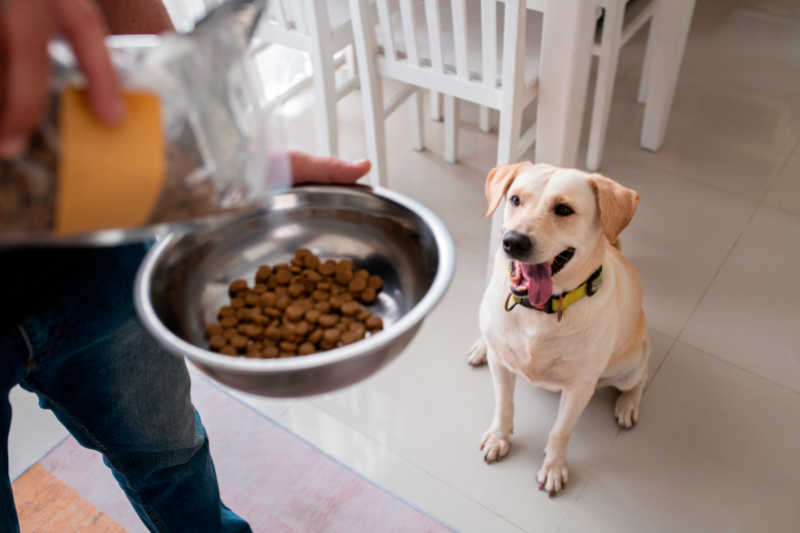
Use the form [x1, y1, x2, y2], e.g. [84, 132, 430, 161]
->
[485, 162, 532, 217]
[589, 175, 640, 245]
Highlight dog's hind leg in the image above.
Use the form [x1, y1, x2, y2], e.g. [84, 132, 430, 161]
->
[614, 336, 651, 429]
[467, 335, 488, 366]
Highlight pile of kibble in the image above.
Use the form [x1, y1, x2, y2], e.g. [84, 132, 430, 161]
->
[205, 249, 385, 358]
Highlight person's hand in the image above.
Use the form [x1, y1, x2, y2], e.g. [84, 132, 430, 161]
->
[0, 0, 124, 158]
[289, 151, 371, 185]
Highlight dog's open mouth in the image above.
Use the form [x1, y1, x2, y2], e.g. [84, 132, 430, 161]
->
[509, 248, 576, 308]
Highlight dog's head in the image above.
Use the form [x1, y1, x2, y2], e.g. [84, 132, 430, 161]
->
[486, 162, 639, 307]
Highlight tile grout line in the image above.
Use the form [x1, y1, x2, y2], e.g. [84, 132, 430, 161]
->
[605, 144, 798, 212]
[681, 339, 800, 396]
[654, 134, 800, 385]
[756, 138, 800, 214]
[289, 399, 531, 533]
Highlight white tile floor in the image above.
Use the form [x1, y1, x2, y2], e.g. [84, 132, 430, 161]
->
[9, 0, 800, 531]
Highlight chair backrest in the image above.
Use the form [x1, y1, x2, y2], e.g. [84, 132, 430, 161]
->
[267, 0, 308, 33]
[354, 0, 529, 109]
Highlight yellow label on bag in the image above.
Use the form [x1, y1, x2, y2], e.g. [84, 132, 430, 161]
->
[56, 87, 164, 235]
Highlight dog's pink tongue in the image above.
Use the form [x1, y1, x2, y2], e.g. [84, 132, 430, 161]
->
[520, 262, 553, 308]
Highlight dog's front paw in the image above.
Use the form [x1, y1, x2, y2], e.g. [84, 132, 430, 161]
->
[467, 337, 488, 366]
[480, 429, 510, 464]
[537, 457, 569, 498]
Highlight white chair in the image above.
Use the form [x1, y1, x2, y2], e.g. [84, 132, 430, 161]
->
[587, 0, 658, 171]
[254, 0, 360, 157]
[348, 0, 541, 187]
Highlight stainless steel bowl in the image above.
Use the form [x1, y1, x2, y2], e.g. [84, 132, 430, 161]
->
[134, 185, 455, 397]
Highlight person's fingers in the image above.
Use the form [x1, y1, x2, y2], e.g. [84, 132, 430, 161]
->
[0, 0, 54, 157]
[289, 151, 371, 184]
[54, 0, 124, 124]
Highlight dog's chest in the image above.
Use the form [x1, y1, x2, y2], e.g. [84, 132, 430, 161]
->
[481, 302, 593, 389]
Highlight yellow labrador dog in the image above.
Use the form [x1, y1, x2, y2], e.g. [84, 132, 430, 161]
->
[468, 162, 649, 498]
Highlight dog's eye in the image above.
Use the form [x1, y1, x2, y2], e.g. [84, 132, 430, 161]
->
[510, 195, 521, 206]
[555, 204, 574, 217]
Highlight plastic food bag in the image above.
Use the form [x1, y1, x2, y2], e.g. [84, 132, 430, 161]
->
[0, 0, 290, 246]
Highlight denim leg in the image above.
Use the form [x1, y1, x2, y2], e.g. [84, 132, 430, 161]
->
[14, 244, 251, 533]
[0, 331, 29, 533]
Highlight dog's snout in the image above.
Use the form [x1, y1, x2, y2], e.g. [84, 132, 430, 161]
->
[502, 232, 533, 258]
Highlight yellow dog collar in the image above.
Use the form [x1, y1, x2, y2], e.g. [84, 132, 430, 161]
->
[506, 266, 603, 322]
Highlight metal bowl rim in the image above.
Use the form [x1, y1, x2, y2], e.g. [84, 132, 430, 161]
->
[133, 185, 455, 374]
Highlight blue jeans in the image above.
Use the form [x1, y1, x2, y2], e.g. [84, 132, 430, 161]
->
[0, 244, 252, 533]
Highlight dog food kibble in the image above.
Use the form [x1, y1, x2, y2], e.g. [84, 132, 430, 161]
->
[317, 314, 338, 328]
[279, 341, 297, 353]
[305, 270, 322, 283]
[298, 342, 316, 355]
[335, 270, 354, 285]
[230, 335, 248, 350]
[230, 279, 248, 294]
[365, 316, 384, 330]
[209, 335, 227, 350]
[262, 346, 279, 358]
[275, 295, 291, 310]
[360, 287, 377, 304]
[342, 331, 361, 346]
[256, 266, 272, 282]
[348, 278, 367, 293]
[308, 329, 323, 344]
[285, 304, 305, 321]
[205, 252, 386, 357]
[274, 270, 292, 285]
[220, 316, 238, 329]
[303, 255, 321, 270]
[323, 328, 341, 343]
[314, 301, 331, 313]
[368, 275, 383, 291]
[305, 309, 322, 323]
[341, 301, 361, 316]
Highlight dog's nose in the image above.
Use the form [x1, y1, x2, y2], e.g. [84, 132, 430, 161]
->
[502, 232, 533, 258]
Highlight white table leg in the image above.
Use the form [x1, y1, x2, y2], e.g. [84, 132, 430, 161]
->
[640, 0, 696, 152]
[535, 0, 597, 167]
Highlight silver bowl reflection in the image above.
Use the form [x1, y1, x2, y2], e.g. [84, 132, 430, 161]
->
[134, 185, 455, 397]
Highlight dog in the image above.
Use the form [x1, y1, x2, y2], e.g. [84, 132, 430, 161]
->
[467, 162, 649, 498]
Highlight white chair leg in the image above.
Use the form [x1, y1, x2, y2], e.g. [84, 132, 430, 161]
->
[430, 90, 443, 121]
[641, 0, 696, 152]
[478, 105, 491, 133]
[587, 1, 624, 172]
[444, 95, 459, 164]
[345, 43, 357, 81]
[306, 0, 338, 157]
[409, 91, 425, 151]
[637, 19, 656, 105]
[486, 207, 504, 285]
[349, 0, 387, 186]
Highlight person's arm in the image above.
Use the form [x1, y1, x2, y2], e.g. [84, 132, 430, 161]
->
[95, 0, 174, 35]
